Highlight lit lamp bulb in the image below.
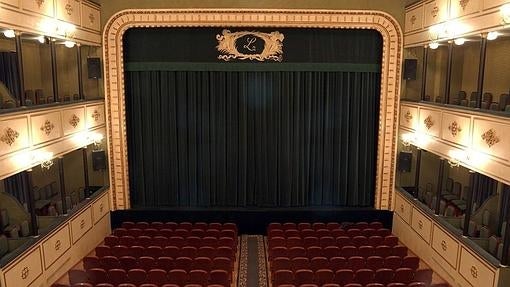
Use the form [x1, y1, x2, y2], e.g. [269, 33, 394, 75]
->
[454, 38, 466, 45]
[429, 42, 439, 49]
[64, 40, 75, 48]
[37, 35, 45, 44]
[487, 31, 499, 41]
[3, 29, 15, 38]
[501, 4, 510, 24]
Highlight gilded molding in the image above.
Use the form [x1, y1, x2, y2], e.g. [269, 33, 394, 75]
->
[69, 114, 81, 128]
[0, 127, 20, 146]
[40, 120, 55, 136]
[481, 128, 500, 148]
[448, 121, 462, 137]
[424, 115, 434, 130]
[103, 9, 403, 211]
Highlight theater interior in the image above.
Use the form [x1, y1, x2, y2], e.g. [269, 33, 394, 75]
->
[0, 0, 509, 286]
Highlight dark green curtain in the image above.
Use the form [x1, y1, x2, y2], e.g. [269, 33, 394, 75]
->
[126, 70, 379, 208]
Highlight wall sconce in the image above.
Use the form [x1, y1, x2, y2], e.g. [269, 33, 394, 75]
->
[32, 151, 54, 170]
[454, 38, 466, 45]
[3, 29, 15, 38]
[64, 40, 76, 48]
[501, 4, 510, 24]
[448, 149, 464, 168]
[487, 31, 499, 41]
[401, 133, 415, 147]
[429, 42, 440, 49]
[38, 19, 76, 40]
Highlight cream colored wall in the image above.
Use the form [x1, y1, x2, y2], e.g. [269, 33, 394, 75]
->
[99, 0, 405, 27]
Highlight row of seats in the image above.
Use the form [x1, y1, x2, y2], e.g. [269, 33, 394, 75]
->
[84, 256, 233, 272]
[268, 228, 392, 239]
[95, 245, 235, 260]
[68, 268, 230, 287]
[104, 235, 237, 249]
[276, 283, 426, 287]
[268, 222, 385, 232]
[112, 229, 237, 240]
[58, 283, 226, 287]
[271, 255, 420, 272]
[268, 235, 399, 249]
[273, 267, 418, 286]
[120, 222, 237, 232]
[269, 245, 409, 260]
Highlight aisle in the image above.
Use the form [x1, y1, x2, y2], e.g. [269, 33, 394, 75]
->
[238, 235, 268, 287]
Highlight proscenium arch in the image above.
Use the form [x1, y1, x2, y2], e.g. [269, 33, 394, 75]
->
[103, 9, 403, 210]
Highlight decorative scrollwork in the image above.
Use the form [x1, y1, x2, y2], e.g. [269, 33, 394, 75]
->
[431, 6, 439, 17]
[40, 120, 55, 136]
[460, 0, 470, 10]
[424, 115, 434, 130]
[470, 265, 478, 278]
[441, 240, 447, 251]
[418, 220, 423, 229]
[80, 219, 85, 229]
[216, 29, 284, 62]
[65, 3, 73, 15]
[99, 203, 104, 213]
[0, 127, 19, 146]
[21, 267, 29, 280]
[69, 114, 80, 128]
[35, 0, 44, 8]
[404, 111, 413, 123]
[481, 128, 500, 148]
[89, 13, 95, 23]
[410, 15, 417, 25]
[448, 121, 462, 137]
[91, 110, 101, 122]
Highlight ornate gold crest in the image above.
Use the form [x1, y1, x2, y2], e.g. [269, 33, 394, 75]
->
[216, 30, 284, 62]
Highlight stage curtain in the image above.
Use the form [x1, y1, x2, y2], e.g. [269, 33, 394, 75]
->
[126, 70, 379, 208]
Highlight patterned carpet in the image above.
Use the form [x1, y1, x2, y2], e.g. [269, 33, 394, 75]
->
[238, 235, 268, 287]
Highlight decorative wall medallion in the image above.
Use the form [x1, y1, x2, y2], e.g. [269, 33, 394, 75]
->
[65, 3, 73, 15]
[460, 0, 470, 10]
[35, 0, 44, 8]
[0, 127, 19, 146]
[410, 15, 417, 25]
[21, 267, 29, 279]
[424, 115, 434, 130]
[216, 30, 284, 62]
[404, 111, 413, 123]
[431, 6, 439, 17]
[91, 110, 101, 121]
[89, 13, 95, 23]
[40, 120, 55, 136]
[470, 266, 478, 278]
[481, 128, 500, 148]
[448, 121, 462, 137]
[69, 114, 80, 128]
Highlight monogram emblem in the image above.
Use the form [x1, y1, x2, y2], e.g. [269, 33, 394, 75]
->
[460, 0, 470, 10]
[0, 127, 19, 146]
[91, 110, 101, 121]
[410, 15, 417, 25]
[431, 6, 439, 17]
[470, 266, 478, 278]
[21, 267, 29, 279]
[80, 219, 85, 229]
[448, 121, 462, 137]
[40, 120, 55, 136]
[404, 111, 413, 123]
[55, 240, 61, 251]
[441, 240, 447, 251]
[89, 13, 95, 23]
[65, 3, 73, 15]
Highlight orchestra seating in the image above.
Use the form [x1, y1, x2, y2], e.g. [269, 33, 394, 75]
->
[63, 222, 238, 287]
[267, 221, 433, 287]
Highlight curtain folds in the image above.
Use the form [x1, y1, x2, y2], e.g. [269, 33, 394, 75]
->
[126, 71, 380, 208]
